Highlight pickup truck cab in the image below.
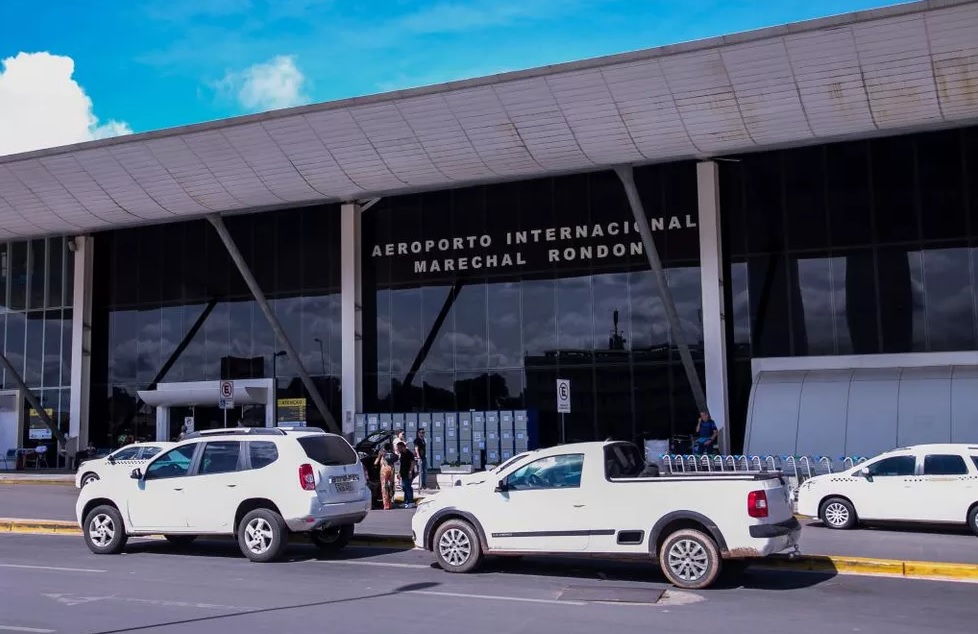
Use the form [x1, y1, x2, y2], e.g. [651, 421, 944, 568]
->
[412, 441, 800, 589]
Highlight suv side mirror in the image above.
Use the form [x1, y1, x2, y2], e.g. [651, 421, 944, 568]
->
[130, 468, 142, 480]
[494, 480, 508, 493]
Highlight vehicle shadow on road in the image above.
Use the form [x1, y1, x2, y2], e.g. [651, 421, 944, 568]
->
[120, 538, 411, 563]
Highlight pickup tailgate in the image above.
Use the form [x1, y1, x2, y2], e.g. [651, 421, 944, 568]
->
[757, 474, 795, 523]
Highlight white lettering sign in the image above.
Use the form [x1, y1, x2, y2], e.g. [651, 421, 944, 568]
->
[370, 216, 696, 274]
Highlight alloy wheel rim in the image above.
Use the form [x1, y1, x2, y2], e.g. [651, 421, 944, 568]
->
[89, 513, 115, 547]
[825, 502, 850, 526]
[438, 528, 471, 567]
[83, 475, 97, 486]
[244, 518, 274, 554]
[667, 538, 709, 581]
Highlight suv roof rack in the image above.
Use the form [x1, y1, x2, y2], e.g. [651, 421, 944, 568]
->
[276, 426, 326, 434]
[182, 428, 287, 440]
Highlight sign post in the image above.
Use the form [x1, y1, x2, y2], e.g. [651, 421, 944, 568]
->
[556, 378, 571, 444]
[219, 380, 234, 428]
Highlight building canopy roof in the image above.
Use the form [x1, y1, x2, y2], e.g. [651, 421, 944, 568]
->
[1, 0, 977, 240]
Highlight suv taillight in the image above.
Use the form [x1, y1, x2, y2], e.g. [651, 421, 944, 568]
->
[747, 490, 769, 518]
[299, 463, 316, 491]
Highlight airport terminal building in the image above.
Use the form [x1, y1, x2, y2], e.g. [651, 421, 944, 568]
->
[1, 0, 977, 467]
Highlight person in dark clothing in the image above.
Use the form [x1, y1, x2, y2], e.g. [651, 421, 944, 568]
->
[395, 441, 416, 507]
[693, 411, 719, 455]
[413, 428, 427, 490]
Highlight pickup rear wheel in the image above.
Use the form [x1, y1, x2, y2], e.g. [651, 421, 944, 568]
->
[433, 519, 483, 573]
[658, 528, 721, 590]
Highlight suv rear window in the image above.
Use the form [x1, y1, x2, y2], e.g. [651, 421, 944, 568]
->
[298, 435, 357, 466]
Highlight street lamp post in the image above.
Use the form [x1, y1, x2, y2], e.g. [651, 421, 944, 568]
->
[313, 338, 326, 375]
[272, 350, 286, 426]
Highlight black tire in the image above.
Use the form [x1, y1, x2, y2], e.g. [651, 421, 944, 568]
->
[657, 528, 721, 590]
[236, 508, 289, 563]
[820, 496, 857, 530]
[433, 519, 483, 573]
[80, 473, 99, 487]
[967, 505, 978, 538]
[309, 525, 354, 552]
[164, 535, 198, 547]
[83, 505, 128, 555]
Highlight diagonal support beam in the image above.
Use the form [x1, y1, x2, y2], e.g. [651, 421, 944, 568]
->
[148, 298, 219, 391]
[206, 214, 339, 434]
[0, 352, 66, 446]
[615, 165, 707, 413]
[403, 278, 466, 390]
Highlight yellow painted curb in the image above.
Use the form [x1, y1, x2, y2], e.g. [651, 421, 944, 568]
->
[903, 561, 978, 581]
[759, 554, 978, 581]
[0, 479, 74, 487]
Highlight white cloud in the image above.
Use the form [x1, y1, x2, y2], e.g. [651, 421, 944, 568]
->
[217, 55, 309, 112]
[0, 52, 132, 157]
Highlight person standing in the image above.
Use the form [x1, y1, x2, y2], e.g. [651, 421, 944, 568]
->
[413, 428, 427, 491]
[395, 441, 416, 508]
[375, 443, 395, 510]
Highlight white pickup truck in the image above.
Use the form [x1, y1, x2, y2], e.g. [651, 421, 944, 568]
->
[412, 441, 800, 589]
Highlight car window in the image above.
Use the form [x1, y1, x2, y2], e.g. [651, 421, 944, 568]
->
[249, 441, 279, 469]
[865, 455, 915, 477]
[505, 454, 584, 491]
[144, 445, 196, 480]
[111, 447, 140, 461]
[139, 446, 163, 460]
[298, 435, 357, 466]
[198, 442, 241, 475]
[923, 454, 968, 476]
[972, 457, 978, 472]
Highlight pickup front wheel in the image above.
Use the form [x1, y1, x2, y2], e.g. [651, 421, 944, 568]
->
[658, 529, 721, 590]
[433, 519, 483, 573]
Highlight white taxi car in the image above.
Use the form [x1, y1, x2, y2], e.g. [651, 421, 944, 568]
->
[797, 444, 978, 536]
[76, 427, 371, 562]
[75, 442, 174, 488]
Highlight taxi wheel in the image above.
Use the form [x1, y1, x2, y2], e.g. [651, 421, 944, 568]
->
[967, 505, 978, 537]
[81, 473, 99, 487]
[820, 497, 857, 530]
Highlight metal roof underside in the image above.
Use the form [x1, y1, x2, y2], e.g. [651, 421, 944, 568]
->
[1, 0, 978, 241]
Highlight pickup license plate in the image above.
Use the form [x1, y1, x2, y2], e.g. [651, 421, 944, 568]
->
[334, 481, 355, 494]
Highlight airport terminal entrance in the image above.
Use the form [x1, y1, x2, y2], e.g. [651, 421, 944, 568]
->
[137, 379, 276, 442]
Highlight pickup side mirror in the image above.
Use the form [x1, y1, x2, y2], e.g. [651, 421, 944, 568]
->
[494, 480, 508, 493]
[130, 468, 142, 480]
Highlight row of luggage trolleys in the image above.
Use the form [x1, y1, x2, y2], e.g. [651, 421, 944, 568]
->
[657, 454, 871, 502]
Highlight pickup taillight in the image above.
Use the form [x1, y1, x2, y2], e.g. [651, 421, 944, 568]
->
[747, 490, 769, 518]
[299, 463, 316, 491]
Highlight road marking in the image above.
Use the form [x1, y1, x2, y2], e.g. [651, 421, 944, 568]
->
[407, 589, 586, 606]
[0, 626, 56, 633]
[43, 593, 246, 611]
[0, 564, 105, 573]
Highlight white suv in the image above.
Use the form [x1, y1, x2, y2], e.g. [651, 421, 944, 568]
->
[76, 427, 371, 562]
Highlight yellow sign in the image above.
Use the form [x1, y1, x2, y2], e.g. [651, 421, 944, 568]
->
[277, 398, 307, 426]
[28, 408, 56, 440]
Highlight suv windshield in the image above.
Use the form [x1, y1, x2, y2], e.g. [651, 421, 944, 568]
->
[298, 435, 358, 466]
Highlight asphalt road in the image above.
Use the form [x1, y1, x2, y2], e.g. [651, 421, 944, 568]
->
[1, 533, 976, 634]
[3, 484, 976, 563]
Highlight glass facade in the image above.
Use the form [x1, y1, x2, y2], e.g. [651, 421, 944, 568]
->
[89, 207, 343, 447]
[0, 237, 74, 444]
[361, 164, 704, 447]
[721, 125, 978, 446]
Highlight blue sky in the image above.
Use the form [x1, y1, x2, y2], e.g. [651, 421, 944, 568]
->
[0, 0, 905, 140]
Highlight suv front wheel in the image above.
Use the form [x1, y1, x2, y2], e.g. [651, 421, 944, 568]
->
[237, 508, 289, 563]
[83, 505, 128, 555]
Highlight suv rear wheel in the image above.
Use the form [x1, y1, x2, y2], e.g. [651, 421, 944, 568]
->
[83, 505, 128, 555]
[310, 525, 354, 552]
[658, 528, 721, 590]
[237, 508, 289, 563]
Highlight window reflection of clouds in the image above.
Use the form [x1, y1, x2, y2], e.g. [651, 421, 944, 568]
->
[919, 247, 976, 352]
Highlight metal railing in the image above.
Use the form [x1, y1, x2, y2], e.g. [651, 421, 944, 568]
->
[657, 453, 870, 487]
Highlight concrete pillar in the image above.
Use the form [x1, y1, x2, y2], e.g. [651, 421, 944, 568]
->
[697, 161, 731, 453]
[341, 202, 362, 437]
[69, 235, 94, 446]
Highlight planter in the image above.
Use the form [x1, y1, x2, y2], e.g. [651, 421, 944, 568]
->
[438, 464, 474, 474]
